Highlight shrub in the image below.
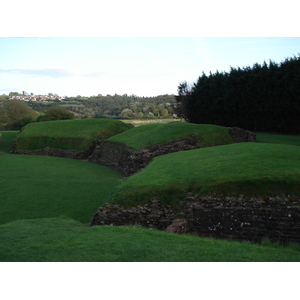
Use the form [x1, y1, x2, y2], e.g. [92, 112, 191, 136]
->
[9, 115, 37, 130]
[0, 100, 38, 130]
[37, 106, 75, 122]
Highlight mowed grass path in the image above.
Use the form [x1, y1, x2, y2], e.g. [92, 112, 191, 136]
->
[112, 142, 300, 206]
[1, 218, 300, 262]
[0, 145, 124, 225]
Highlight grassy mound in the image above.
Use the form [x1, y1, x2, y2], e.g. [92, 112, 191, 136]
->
[111, 142, 300, 207]
[0, 154, 123, 225]
[107, 122, 234, 150]
[15, 118, 132, 151]
[1, 217, 299, 262]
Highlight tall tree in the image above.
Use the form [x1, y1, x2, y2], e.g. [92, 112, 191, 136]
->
[176, 55, 300, 133]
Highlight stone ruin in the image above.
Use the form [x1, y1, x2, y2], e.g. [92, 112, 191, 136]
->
[13, 125, 300, 244]
[89, 195, 300, 244]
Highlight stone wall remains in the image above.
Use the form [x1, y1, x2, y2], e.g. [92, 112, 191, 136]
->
[89, 195, 300, 244]
[88, 138, 200, 176]
[10, 138, 103, 160]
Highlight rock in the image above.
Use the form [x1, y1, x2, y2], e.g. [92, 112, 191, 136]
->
[228, 127, 256, 143]
[165, 219, 190, 234]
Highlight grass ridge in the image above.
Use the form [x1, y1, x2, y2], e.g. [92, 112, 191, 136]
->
[15, 118, 132, 150]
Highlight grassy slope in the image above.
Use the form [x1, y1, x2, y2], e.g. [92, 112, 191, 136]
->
[0, 131, 19, 154]
[1, 218, 300, 262]
[15, 118, 132, 150]
[107, 122, 233, 150]
[112, 142, 300, 207]
[0, 154, 123, 225]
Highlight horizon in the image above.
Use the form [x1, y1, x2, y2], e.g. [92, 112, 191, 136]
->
[1, 37, 299, 98]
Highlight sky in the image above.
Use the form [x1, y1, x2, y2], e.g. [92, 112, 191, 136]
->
[1, 37, 299, 97]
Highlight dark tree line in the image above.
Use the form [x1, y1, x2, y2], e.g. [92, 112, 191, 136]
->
[176, 55, 300, 133]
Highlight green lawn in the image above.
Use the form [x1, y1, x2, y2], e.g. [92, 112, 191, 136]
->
[107, 122, 233, 150]
[0, 154, 123, 225]
[256, 132, 300, 146]
[1, 217, 299, 262]
[112, 142, 300, 207]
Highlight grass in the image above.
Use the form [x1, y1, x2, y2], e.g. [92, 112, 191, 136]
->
[122, 118, 184, 126]
[1, 128, 300, 262]
[111, 142, 300, 207]
[15, 118, 132, 150]
[256, 132, 300, 146]
[0, 129, 124, 226]
[107, 122, 233, 150]
[1, 217, 300, 262]
[0, 131, 19, 154]
[0, 154, 124, 225]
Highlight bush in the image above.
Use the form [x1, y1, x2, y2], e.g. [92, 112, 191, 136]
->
[37, 106, 75, 122]
[0, 100, 38, 130]
[10, 115, 37, 130]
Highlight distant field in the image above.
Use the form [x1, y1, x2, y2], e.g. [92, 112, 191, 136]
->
[122, 118, 184, 126]
[107, 122, 233, 150]
[14, 118, 132, 150]
[111, 142, 300, 207]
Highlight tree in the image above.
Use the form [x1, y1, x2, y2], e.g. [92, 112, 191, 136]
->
[174, 81, 194, 121]
[161, 108, 169, 117]
[178, 55, 300, 133]
[9, 92, 20, 96]
[0, 94, 8, 101]
[0, 100, 38, 130]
